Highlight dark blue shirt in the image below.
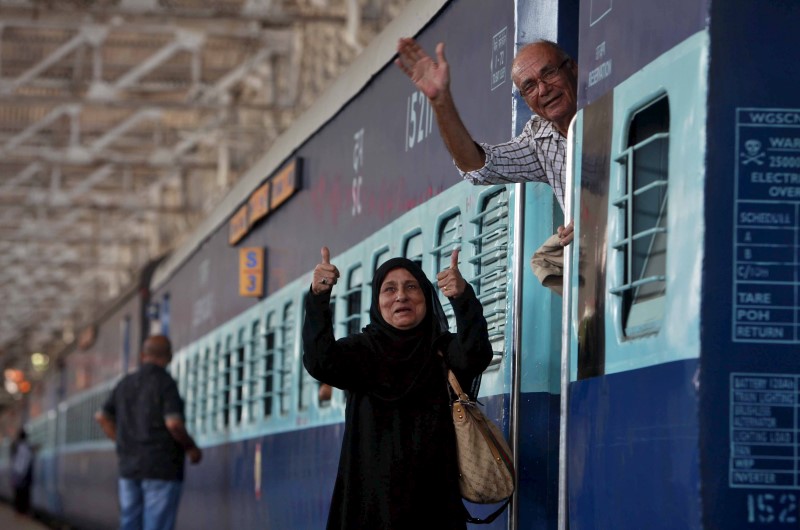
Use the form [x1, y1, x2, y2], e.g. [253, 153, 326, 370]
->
[102, 363, 186, 481]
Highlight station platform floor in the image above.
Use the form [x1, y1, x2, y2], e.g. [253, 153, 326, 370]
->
[0, 501, 60, 530]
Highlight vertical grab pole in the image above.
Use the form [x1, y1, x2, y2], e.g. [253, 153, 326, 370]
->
[558, 117, 577, 530]
[509, 181, 525, 530]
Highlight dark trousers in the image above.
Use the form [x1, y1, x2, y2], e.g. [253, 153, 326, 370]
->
[13, 485, 31, 514]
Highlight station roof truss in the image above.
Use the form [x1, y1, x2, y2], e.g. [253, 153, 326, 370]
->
[0, 0, 410, 381]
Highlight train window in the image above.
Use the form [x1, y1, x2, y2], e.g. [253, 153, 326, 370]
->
[403, 231, 424, 268]
[433, 210, 463, 331]
[342, 265, 363, 336]
[279, 302, 295, 415]
[611, 95, 669, 337]
[263, 312, 277, 418]
[220, 335, 233, 428]
[247, 320, 261, 422]
[232, 328, 246, 426]
[209, 340, 221, 432]
[121, 315, 131, 373]
[198, 347, 210, 433]
[186, 354, 197, 429]
[299, 294, 317, 410]
[470, 187, 509, 364]
[161, 293, 171, 337]
[372, 247, 389, 316]
[373, 247, 390, 273]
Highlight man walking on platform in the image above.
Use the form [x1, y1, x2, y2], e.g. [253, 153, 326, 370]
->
[96, 335, 202, 530]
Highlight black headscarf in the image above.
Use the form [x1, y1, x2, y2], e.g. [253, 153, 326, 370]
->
[361, 258, 450, 401]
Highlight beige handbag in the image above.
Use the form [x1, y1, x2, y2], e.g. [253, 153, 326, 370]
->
[446, 368, 515, 523]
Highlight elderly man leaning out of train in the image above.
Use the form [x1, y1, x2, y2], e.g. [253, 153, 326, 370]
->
[396, 37, 578, 295]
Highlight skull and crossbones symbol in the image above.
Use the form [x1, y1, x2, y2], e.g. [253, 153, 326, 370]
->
[741, 139, 765, 165]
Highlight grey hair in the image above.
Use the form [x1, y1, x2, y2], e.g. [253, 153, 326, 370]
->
[515, 39, 572, 63]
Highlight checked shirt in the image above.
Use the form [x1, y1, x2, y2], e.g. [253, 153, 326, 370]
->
[458, 115, 566, 212]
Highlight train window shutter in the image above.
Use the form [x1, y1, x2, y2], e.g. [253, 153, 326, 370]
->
[433, 211, 463, 332]
[469, 186, 510, 366]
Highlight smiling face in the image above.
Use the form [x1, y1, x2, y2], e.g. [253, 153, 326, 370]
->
[378, 267, 427, 330]
[512, 42, 578, 136]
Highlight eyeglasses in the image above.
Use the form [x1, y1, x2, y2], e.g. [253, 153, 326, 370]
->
[519, 58, 570, 98]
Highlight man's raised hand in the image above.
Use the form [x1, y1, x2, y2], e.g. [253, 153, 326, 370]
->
[395, 38, 450, 101]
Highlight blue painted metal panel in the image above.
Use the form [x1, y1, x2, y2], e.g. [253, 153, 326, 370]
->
[30, 452, 61, 520]
[156, 0, 516, 350]
[568, 359, 701, 530]
[701, 0, 800, 528]
[576, 0, 708, 108]
[514, 391, 560, 530]
[179, 425, 341, 529]
[59, 449, 120, 530]
[177, 394, 514, 529]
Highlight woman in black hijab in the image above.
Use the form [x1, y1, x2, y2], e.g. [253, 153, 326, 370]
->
[303, 246, 493, 530]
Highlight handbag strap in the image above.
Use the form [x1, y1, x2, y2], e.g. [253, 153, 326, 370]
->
[446, 369, 471, 402]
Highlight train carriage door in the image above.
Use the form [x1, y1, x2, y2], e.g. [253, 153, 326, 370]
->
[564, 28, 707, 530]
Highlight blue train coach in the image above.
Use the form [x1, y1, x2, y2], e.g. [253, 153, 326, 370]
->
[1, 0, 799, 529]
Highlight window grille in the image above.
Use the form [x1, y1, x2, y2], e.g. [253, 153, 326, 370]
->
[208, 339, 223, 432]
[232, 328, 246, 426]
[299, 294, 318, 410]
[263, 312, 277, 418]
[197, 348, 210, 433]
[343, 265, 363, 336]
[219, 335, 233, 428]
[185, 355, 197, 428]
[64, 386, 113, 444]
[208, 341, 221, 432]
[247, 320, 261, 421]
[611, 95, 669, 336]
[279, 302, 294, 415]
